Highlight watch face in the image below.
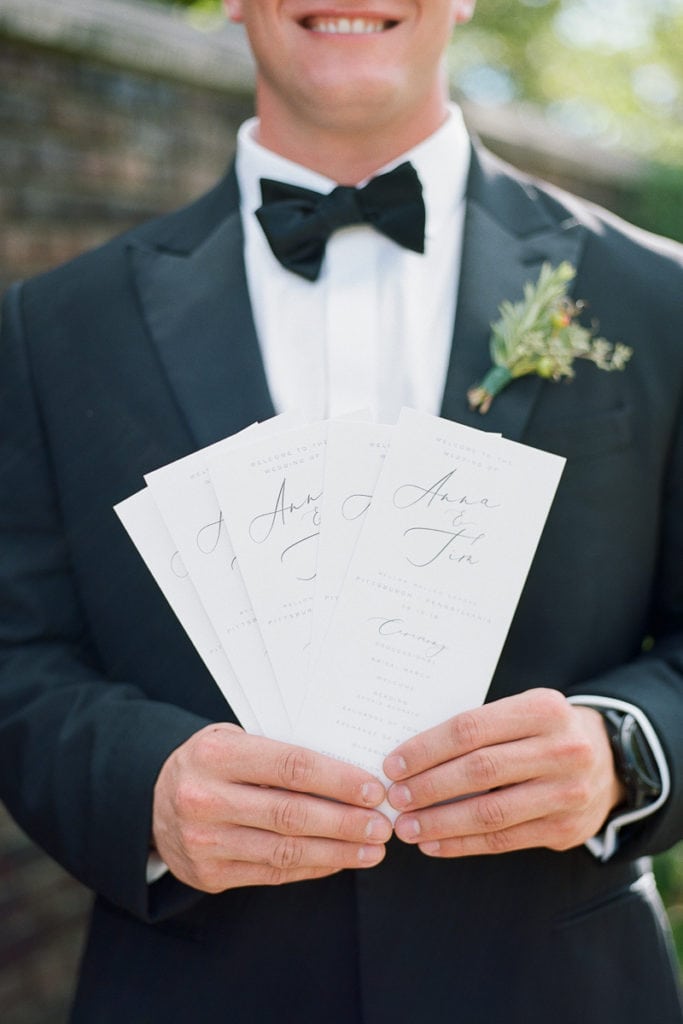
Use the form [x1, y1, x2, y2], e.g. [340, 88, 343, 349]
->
[621, 715, 662, 803]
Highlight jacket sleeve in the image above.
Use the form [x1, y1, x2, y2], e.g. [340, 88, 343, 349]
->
[0, 282, 211, 921]
[565, 373, 683, 861]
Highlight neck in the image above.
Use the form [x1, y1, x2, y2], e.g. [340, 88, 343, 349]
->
[254, 87, 451, 185]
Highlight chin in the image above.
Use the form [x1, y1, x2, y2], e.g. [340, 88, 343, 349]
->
[300, 71, 408, 125]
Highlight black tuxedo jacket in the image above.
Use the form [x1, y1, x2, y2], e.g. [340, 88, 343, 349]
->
[1, 146, 683, 1023]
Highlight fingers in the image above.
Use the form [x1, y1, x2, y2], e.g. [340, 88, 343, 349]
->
[193, 863, 345, 894]
[157, 690, 612, 881]
[395, 782, 598, 856]
[176, 857, 348, 895]
[386, 736, 552, 812]
[190, 723, 387, 807]
[384, 688, 570, 783]
[412, 820, 568, 859]
[152, 723, 392, 894]
[220, 781, 392, 844]
[165, 724, 392, 843]
[393, 779, 555, 847]
[159, 804, 387, 894]
[212, 823, 387, 872]
[176, 822, 386, 892]
[384, 696, 622, 859]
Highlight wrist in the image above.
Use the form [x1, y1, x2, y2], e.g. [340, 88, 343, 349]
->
[598, 708, 663, 812]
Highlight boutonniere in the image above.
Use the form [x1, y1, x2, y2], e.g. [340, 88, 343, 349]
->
[467, 261, 633, 414]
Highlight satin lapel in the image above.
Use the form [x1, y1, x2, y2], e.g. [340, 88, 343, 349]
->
[441, 157, 587, 442]
[129, 206, 275, 451]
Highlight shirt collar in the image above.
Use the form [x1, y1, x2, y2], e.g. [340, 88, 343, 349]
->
[236, 104, 471, 242]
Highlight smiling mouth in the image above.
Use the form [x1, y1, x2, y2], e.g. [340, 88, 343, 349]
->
[302, 16, 398, 34]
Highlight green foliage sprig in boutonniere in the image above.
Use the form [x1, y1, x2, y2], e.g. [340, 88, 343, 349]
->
[467, 262, 633, 414]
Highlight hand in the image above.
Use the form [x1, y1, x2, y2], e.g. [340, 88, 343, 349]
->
[152, 723, 391, 892]
[384, 688, 626, 858]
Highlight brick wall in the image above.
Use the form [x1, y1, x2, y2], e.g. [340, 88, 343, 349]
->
[0, 41, 254, 293]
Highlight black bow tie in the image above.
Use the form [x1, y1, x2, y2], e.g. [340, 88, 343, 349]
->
[255, 161, 426, 282]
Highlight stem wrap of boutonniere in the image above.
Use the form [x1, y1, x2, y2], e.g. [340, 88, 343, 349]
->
[467, 261, 633, 414]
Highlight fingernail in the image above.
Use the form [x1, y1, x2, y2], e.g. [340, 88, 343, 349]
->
[396, 816, 421, 841]
[358, 844, 384, 864]
[361, 781, 385, 805]
[389, 784, 412, 809]
[384, 754, 407, 778]
[365, 816, 391, 841]
[420, 841, 441, 856]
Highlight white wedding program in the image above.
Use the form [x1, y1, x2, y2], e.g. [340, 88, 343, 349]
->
[114, 486, 262, 735]
[208, 420, 328, 723]
[310, 419, 393, 667]
[295, 408, 565, 783]
[143, 416, 300, 741]
[115, 408, 565, 775]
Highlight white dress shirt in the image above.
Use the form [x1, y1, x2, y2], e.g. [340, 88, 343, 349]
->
[236, 105, 470, 423]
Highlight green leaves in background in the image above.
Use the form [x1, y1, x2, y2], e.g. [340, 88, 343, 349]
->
[451, 0, 683, 175]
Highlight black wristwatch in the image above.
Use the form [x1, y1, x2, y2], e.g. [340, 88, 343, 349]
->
[599, 709, 663, 811]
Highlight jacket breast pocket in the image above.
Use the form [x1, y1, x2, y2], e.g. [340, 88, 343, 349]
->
[527, 403, 633, 461]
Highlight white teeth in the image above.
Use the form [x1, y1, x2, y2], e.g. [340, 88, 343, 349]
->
[307, 16, 388, 34]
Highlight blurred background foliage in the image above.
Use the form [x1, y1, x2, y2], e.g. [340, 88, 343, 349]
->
[449, 0, 683, 244]
[153, 0, 683, 964]
[451, 0, 683, 169]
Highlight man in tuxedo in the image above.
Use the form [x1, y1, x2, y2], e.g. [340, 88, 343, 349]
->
[1, 1, 682, 1020]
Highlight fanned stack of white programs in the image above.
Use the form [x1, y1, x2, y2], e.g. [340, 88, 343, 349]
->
[115, 407, 565, 793]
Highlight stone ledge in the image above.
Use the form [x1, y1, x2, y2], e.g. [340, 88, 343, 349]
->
[0, 0, 255, 93]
